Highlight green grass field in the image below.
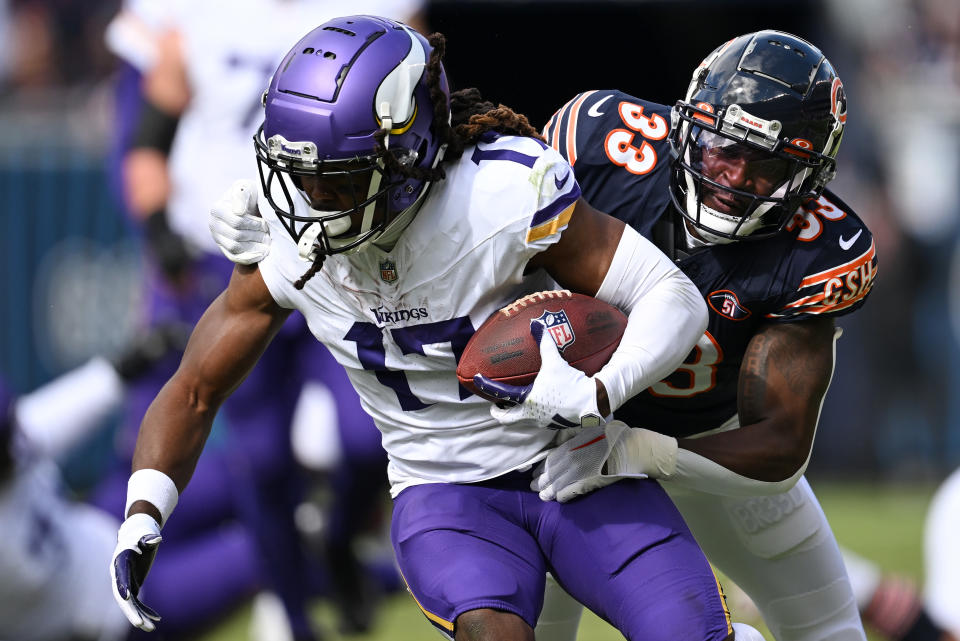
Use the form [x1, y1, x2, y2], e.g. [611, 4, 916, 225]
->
[196, 481, 936, 641]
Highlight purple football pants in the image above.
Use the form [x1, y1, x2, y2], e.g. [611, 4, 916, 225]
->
[392, 471, 732, 641]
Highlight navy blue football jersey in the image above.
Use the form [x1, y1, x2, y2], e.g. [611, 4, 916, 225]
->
[545, 90, 877, 437]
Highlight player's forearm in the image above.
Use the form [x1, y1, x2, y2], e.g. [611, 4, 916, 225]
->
[131, 375, 218, 493]
[607, 419, 809, 497]
[593, 226, 708, 411]
[670, 317, 838, 489]
[678, 418, 812, 484]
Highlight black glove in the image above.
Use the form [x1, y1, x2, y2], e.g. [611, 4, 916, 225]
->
[143, 210, 192, 282]
[112, 323, 191, 382]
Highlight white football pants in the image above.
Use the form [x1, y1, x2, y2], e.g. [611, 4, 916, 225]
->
[536, 476, 866, 641]
[924, 466, 960, 637]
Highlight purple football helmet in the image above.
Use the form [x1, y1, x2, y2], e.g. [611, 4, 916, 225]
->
[255, 15, 449, 260]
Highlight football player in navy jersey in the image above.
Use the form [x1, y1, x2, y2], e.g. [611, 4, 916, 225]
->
[531, 30, 875, 641]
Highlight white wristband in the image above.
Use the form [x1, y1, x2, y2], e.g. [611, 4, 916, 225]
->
[125, 469, 179, 527]
[608, 426, 679, 478]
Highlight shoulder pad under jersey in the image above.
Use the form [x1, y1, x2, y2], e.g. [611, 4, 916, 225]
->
[766, 190, 877, 321]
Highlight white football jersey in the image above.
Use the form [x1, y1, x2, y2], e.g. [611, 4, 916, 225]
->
[258, 136, 581, 495]
[0, 455, 127, 641]
[106, 0, 423, 253]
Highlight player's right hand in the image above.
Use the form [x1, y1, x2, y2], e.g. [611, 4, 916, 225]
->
[474, 321, 601, 429]
[210, 178, 271, 265]
[110, 513, 163, 632]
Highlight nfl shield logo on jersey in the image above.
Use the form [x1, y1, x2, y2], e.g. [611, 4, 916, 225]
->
[536, 309, 575, 352]
[379, 259, 398, 283]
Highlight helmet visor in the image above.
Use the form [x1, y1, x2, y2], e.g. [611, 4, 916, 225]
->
[255, 128, 402, 256]
[691, 130, 793, 218]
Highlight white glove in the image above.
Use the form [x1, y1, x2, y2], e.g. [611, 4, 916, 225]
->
[473, 321, 600, 429]
[531, 420, 678, 503]
[110, 513, 163, 632]
[209, 178, 270, 265]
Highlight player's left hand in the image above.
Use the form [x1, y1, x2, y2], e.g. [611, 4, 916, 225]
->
[209, 178, 271, 265]
[531, 420, 642, 502]
[110, 513, 163, 632]
[532, 419, 679, 503]
[474, 320, 600, 429]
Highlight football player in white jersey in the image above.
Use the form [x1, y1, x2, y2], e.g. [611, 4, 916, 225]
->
[110, 15, 771, 641]
[104, 2, 425, 636]
[0, 326, 262, 641]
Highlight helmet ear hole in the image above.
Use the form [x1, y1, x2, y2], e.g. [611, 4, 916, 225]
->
[415, 139, 429, 166]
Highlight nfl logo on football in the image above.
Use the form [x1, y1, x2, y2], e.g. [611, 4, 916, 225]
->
[536, 309, 575, 352]
[379, 259, 398, 283]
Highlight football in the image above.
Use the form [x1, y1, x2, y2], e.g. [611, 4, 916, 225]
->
[457, 290, 627, 401]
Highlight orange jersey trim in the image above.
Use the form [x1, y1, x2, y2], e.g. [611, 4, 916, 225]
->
[797, 239, 875, 288]
[564, 90, 597, 166]
[542, 113, 556, 145]
[768, 281, 877, 317]
[766, 267, 878, 318]
[547, 95, 580, 154]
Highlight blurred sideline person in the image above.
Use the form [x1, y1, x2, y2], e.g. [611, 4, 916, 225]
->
[730, 487, 960, 641]
[525, 31, 875, 641]
[843, 474, 960, 641]
[1, 327, 266, 641]
[113, 15, 765, 641]
[103, 1, 424, 636]
[0, 377, 131, 641]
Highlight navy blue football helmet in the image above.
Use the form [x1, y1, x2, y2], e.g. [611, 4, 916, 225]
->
[670, 31, 847, 242]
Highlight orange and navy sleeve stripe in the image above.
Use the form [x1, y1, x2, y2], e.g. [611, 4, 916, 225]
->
[542, 90, 599, 167]
[766, 239, 878, 319]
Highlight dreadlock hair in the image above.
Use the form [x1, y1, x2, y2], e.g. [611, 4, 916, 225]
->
[293, 252, 325, 290]
[374, 31, 544, 178]
[296, 31, 543, 290]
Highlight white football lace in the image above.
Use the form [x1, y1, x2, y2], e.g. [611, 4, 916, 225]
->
[499, 290, 573, 317]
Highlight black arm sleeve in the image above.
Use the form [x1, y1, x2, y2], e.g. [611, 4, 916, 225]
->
[131, 98, 180, 154]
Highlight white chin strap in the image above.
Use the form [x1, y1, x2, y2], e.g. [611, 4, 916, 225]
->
[295, 167, 384, 262]
[297, 222, 323, 262]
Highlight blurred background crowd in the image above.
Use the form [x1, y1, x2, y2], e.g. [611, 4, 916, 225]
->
[2, 0, 958, 477]
[0, 0, 957, 639]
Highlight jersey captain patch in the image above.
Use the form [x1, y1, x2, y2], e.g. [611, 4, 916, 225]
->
[708, 290, 752, 321]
